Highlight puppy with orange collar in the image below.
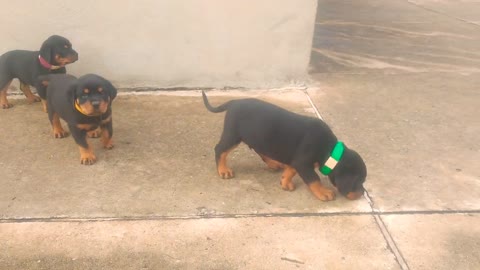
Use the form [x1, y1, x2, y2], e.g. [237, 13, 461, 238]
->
[40, 74, 117, 165]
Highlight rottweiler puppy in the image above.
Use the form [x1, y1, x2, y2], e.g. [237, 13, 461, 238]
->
[0, 35, 78, 109]
[40, 74, 117, 165]
[202, 91, 367, 201]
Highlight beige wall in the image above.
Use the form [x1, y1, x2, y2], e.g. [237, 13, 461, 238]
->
[0, 0, 317, 88]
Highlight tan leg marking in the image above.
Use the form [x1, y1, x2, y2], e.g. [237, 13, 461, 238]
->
[76, 123, 96, 130]
[100, 127, 114, 149]
[41, 99, 48, 113]
[258, 153, 284, 171]
[308, 181, 336, 201]
[52, 113, 68, 138]
[87, 128, 101, 138]
[217, 144, 239, 179]
[20, 82, 41, 104]
[281, 166, 297, 191]
[1, 80, 13, 109]
[79, 142, 96, 165]
[19, 82, 40, 104]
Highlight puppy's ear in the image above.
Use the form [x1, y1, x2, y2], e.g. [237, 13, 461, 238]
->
[329, 171, 356, 196]
[328, 149, 367, 196]
[103, 79, 117, 101]
[67, 81, 79, 104]
[39, 40, 53, 63]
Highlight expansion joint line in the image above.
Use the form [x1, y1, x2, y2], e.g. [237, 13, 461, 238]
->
[364, 191, 410, 270]
[303, 89, 324, 120]
[303, 89, 410, 270]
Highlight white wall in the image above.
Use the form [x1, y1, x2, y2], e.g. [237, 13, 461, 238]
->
[0, 0, 317, 88]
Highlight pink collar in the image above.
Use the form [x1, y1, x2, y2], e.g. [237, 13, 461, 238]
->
[38, 55, 61, 70]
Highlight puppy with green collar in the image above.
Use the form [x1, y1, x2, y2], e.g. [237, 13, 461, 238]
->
[202, 91, 367, 201]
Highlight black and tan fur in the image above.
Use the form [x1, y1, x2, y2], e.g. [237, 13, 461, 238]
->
[202, 91, 367, 201]
[40, 74, 117, 165]
[0, 35, 78, 110]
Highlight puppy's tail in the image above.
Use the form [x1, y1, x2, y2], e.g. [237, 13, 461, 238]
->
[202, 91, 229, 113]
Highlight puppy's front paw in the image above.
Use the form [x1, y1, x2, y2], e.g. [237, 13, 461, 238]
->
[27, 95, 41, 104]
[1, 102, 13, 109]
[53, 128, 69, 138]
[308, 181, 336, 201]
[281, 179, 296, 191]
[100, 128, 113, 149]
[80, 153, 97, 165]
[218, 166, 234, 179]
[102, 139, 114, 149]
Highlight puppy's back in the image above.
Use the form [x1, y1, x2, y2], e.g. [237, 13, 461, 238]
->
[0, 50, 37, 74]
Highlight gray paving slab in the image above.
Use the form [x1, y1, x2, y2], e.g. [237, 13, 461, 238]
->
[308, 73, 480, 211]
[309, 0, 480, 212]
[0, 90, 371, 220]
[310, 0, 480, 74]
[0, 216, 399, 270]
[383, 213, 480, 270]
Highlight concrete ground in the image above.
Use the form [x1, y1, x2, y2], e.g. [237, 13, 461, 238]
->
[1, 0, 479, 269]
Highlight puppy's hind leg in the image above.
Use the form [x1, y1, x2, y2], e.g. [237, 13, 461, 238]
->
[257, 152, 284, 171]
[214, 129, 240, 179]
[48, 109, 68, 138]
[20, 82, 41, 104]
[0, 79, 13, 109]
[35, 80, 49, 113]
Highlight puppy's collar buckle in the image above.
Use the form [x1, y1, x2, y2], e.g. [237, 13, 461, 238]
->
[38, 55, 61, 70]
[320, 141, 345, 175]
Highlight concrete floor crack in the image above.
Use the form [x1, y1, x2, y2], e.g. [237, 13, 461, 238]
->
[405, 0, 480, 27]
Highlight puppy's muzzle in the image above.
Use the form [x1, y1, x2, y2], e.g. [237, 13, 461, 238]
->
[91, 100, 101, 110]
[346, 190, 364, 200]
[71, 51, 79, 62]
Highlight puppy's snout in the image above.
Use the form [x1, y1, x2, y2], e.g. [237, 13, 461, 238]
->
[91, 100, 101, 109]
[346, 190, 364, 200]
[70, 51, 79, 61]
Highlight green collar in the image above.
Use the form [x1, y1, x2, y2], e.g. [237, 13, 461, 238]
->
[319, 141, 345, 175]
